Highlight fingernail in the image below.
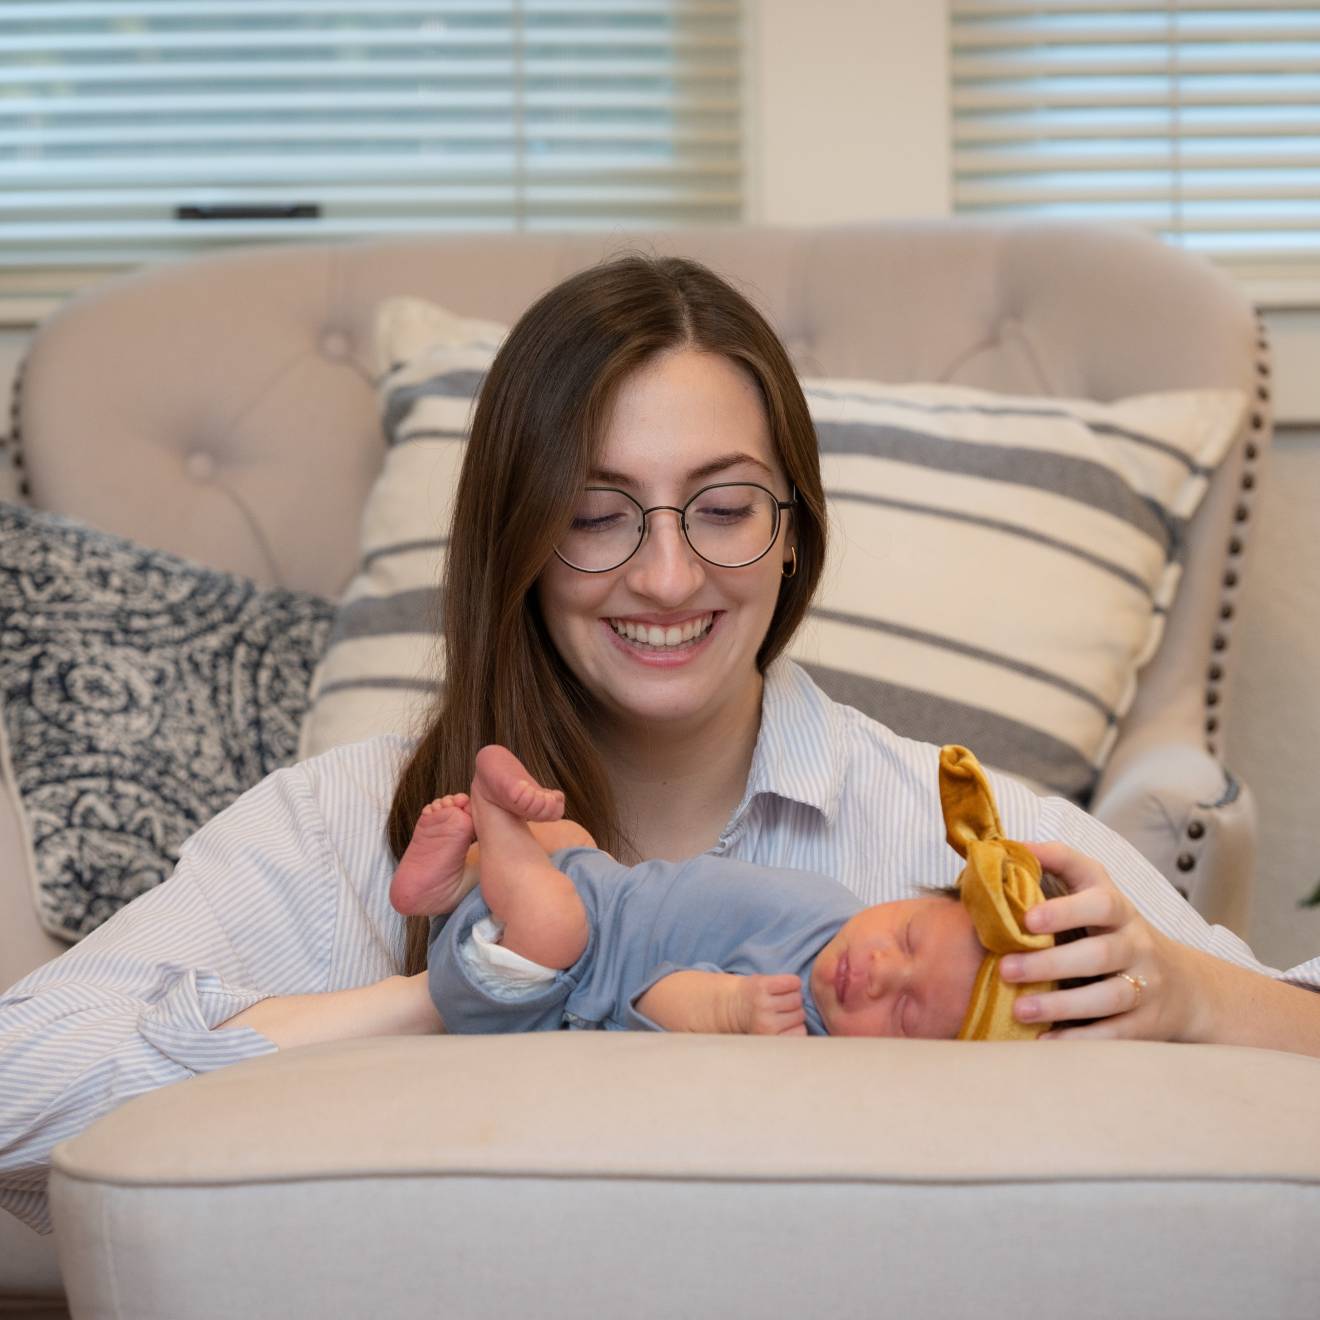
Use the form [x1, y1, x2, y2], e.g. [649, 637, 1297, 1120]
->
[1000, 956, 1023, 981]
[1016, 998, 1040, 1021]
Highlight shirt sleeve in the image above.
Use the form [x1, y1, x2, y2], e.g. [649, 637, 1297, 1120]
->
[0, 760, 343, 1234]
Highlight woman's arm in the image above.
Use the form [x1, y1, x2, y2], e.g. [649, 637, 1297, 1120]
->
[215, 971, 441, 1048]
[0, 741, 411, 1233]
[636, 971, 806, 1035]
[1002, 841, 1320, 1057]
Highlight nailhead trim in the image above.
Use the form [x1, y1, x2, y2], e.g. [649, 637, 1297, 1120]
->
[1204, 313, 1271, 760]
[5, 357, 27, 499]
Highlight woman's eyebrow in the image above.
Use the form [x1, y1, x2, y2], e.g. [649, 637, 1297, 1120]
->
[588, 452, 773, 487]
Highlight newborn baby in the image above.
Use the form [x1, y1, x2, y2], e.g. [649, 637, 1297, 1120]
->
[391, 744, 1056, 1039]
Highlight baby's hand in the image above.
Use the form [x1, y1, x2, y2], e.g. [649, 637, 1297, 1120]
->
[736, 974, 807, 1036]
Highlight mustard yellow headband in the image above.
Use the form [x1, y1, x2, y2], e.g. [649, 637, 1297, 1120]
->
[939, 745, 1055, 1042]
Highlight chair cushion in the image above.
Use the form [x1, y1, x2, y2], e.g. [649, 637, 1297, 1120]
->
[0, 502, 333, 941]
[298, 297, 1244, 801]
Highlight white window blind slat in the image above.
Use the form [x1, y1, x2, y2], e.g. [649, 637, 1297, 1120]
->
[0, 1, 742, 272]
[951, 2, 1320, 265]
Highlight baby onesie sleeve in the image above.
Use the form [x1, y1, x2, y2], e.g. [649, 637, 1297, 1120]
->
[0, 758, 348, 1234]
[428, 889, 582, 1034]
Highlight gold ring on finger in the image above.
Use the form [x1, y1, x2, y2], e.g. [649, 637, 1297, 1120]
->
[1115, 971, 1148, 1009]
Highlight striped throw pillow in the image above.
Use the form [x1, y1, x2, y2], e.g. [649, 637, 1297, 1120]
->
[297, 298, 505, 760]
[789, 380, 1245, 799]
[299, 297, 1243, 804]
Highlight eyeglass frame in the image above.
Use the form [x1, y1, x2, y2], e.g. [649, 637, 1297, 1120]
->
[553, 480, 798, 574]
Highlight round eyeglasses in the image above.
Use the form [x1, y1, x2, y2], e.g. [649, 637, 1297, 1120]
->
[554, 482, 796, 574]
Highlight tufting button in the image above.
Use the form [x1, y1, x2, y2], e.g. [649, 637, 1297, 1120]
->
[185, 451, 215, 481]
[1187, 820, 1205, 840]
[1176, 853, 1195, 873]
[322, 331, 349, 359]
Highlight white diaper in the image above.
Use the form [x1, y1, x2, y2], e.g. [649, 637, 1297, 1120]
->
[458, 916, 558, 999]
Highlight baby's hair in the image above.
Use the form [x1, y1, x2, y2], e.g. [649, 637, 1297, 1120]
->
[918, 872, 1068, 903]
[922, 871, 1101, 1012]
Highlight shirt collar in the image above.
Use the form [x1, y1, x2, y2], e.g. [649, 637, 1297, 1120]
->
[742, 658, 845, 825]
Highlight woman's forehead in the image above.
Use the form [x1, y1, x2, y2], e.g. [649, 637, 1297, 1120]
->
[592, 348, 780, 481]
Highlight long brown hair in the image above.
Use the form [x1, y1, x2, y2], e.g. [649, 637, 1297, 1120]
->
[389, 254, 827, 974]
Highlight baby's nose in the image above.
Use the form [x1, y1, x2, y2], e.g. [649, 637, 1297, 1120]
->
[866, 950, 910, 998]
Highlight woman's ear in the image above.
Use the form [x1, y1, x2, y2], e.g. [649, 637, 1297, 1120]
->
[782, 502, 798, 573]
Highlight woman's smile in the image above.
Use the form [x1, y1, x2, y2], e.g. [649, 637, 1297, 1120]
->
[604, 611, 719, 660]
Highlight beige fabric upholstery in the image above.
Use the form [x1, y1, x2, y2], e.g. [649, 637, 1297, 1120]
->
[3, 223, 1279, 1312]
[49, 1035, 1320, 1319]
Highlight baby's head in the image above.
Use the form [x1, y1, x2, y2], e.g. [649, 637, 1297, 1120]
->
[808, 892, 982, 1039]
[809, 869, 1072, 1040]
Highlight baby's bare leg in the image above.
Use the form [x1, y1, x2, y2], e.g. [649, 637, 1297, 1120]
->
[389, 793, 478, 916]
[469, 745, 589, 970]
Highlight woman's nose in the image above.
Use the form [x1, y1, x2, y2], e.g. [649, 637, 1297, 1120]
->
[624, 509, 705, 603]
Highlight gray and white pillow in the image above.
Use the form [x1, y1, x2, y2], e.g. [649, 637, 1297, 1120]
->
[297, 297, 505, 761]
[297, 296, 1244, 803]
[791, 380, 1244, 799]
[0, 502, 334, 941]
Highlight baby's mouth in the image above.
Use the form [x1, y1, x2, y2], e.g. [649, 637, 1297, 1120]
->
[607, 613, 715, 650]
[834, 950, 851, 1006]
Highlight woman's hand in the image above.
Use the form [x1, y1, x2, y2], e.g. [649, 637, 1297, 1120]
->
[997, 840, 1202, 1041]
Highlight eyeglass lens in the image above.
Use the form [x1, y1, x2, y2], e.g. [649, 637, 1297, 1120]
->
[558, 483, 781, 572]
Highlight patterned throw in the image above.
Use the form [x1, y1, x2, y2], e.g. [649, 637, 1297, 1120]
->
[939, 744, 1056, 1041]
[0, 503, 333, 940]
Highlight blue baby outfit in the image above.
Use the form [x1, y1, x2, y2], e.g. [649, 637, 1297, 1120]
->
[429, 846, 862, 1034]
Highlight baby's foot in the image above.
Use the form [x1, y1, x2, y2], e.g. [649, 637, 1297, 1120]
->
[473, 745, 565, 822]
[389, 793, 477, 916]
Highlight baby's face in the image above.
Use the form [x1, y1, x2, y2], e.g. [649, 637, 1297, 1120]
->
[809, 897, 983, 1039]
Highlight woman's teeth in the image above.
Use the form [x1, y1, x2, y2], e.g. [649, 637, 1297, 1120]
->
[610, 614, 714, 648]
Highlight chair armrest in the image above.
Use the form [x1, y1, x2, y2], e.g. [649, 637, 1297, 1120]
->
[1090, 740, 1256, 932]
[48, 1035, 1320, 1319]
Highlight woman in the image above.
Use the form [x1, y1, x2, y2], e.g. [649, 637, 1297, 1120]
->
[2, 255, 1318, 1235]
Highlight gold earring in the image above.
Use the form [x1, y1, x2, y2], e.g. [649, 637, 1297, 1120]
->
[782, 546, 798, 579]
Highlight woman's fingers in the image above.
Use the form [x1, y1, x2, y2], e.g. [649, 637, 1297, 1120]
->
[1013, 970, 1152, 1030]
[1004, 839, 1176, 1037]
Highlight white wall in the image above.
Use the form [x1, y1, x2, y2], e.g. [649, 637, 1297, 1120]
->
[744, 0, 949, 224]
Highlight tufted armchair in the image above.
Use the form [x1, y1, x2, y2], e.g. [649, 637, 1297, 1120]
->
[3, 223, 1311, 1320]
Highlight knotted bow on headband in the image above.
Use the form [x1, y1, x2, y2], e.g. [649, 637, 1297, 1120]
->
[940, 745, 1056, 1042]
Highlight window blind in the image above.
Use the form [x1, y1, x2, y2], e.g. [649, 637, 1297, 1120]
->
[0, 0, 743, 275]
[949, 1, 1320, 268]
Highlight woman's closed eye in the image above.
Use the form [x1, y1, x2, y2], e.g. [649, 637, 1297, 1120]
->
[689, 494, 758, 525]
[570, 511, 627, 533]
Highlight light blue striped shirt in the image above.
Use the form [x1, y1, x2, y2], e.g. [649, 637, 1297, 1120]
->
[2, 659, 1315, 1232]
